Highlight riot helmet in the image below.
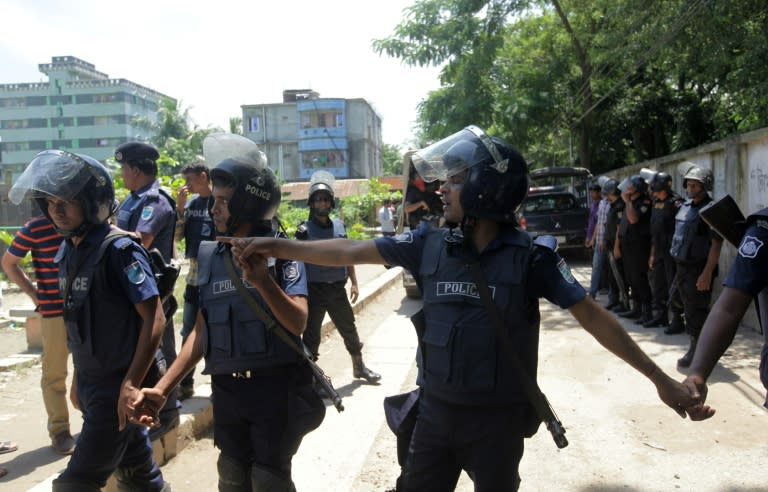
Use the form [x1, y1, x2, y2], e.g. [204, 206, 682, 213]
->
[618, 175, 648, 194]
[411, 125, 528, 223]
[307, 170, 336, 208]
[204, 133, 280, 234]
[9, 150, 115, 237]
[682, 164, 713, 191]
[602, 178, 619, 197]
[650, 171, 673, 193]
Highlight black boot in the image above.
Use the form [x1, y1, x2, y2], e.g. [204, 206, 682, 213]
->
[677, 336, 698, 368]
[352, 354, 381, 383]
[664, 312, 685, 334]
[605, 298, 620, 310]
[612, 302, 629, 313]
[618, 303, 642, 319]
[636, 304, 653, 325]
[643, 308, 669, 328]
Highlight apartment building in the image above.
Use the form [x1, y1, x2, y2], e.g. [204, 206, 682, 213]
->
[242, 89, 382, 182]
[0, 56, 171, 183]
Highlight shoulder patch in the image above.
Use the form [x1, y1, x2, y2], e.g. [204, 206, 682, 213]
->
[556, 258, 576, 284]
[394, 231, 414, 243]
[283, 261, 300, 281]
[738, 235, 764, 259]
[141, 206, 154, 220]
[113, 236, 135, 250]
[757, 220, 768, 231]
[124, 261, 146, 284]
[533, 235, 557, 251]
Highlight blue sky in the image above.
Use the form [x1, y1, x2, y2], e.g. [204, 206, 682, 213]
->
[0, 0, 441, 148]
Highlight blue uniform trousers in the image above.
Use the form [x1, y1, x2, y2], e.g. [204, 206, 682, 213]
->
[55, 374, 164, 490]
[402, 392, 525, 492]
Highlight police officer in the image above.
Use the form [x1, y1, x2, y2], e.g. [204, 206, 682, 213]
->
[601, 179, 629, 312]
[224, 126, 700, 491]
[174, 161, 215, 399]
[115, 141, 181, 434]
[644, 172, 684, 331]
[9, 150, 170, 491]
[134, 134, 324, 492]
[296, 170, 381, 383]
[616, 175, 653, 324]
[682, 206, 768, 421]
[670, 163, 723, 368]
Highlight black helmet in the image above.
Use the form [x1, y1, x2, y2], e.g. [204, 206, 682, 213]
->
[307, 170, 336, 208]
[602, 178, 619, 196]
[628, 175, 648, 194]
[412, 125, 528, 223]
[9, 150, 115, 236]
[682, 165, 713, 191]
[650, 171, 672, 192]
[204, 134, 280, 233]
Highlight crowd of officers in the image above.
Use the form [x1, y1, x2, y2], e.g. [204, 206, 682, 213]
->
[5, 125, 765, 492]
[595, 164, 723, 368]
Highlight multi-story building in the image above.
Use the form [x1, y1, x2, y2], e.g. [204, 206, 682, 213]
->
[242, 89, 382, 181]
[0, 56, 172, 184]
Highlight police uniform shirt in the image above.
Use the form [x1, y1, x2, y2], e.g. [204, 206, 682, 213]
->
[182, 195, 214, 259]
[375, 224, 586, 310]
[618, 195, 652, 240]
[650, 195, 681, 250]
[117, 180, 175, 258]
[723, 219, 768, 403]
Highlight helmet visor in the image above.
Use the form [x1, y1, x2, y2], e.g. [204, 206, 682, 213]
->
[9, 150, 94, 205]
[411, 126, 502, 183]
[309, 170, 336, 196]
[204, 133, 266, 171]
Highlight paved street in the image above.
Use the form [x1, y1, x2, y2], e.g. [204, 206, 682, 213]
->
[1, 260, 766, 491]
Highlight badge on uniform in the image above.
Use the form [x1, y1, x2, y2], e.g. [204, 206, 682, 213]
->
[738, 235, 763, 259]
[640, 205, 648, 213]
[283, 261, 299, 281]
[557, 258, 576, 284]
[141, 206, 154, 220]
[394, 231, 414, 243]
[125, 261, 146, 284]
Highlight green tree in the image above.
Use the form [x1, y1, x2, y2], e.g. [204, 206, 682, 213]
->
[381, 143, 403, 175]
[229, 117, 243, 135]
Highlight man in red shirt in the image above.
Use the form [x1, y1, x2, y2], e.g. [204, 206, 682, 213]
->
[2, 215, 75, 455]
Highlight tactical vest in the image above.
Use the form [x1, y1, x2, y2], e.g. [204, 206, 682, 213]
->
[418, 228, 539, 406]
[117, 182, 176, 260]
[604, 200, 624, 247]
[618, 195, 651, 241]
[301, 218, 348, 283]
[197, 241, 302, 375]
[650, 194, 680, 250]
[670, 196, 713, 262]
[183, 195, 214, 259]
[56, 227, 143, 378]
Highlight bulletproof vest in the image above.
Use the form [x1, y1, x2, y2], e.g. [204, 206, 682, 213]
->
[650, 194, 680, 249]
[301, 218, 348, 283]
[744, 208, 768, 393]
[670, 196, 713, 262]
[183, 195, 214, 259]
[117, 182, 176, 260]
[56, 227, 142, 378]
[418, 228, 539, 406]
[618, 195, 651, 241]
[197, 241, 302, 375]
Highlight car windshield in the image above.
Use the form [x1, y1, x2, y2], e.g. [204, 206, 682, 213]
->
[523, 194, 577, 213]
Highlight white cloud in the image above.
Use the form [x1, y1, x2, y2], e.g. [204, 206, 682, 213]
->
[0, 0, 441, 148]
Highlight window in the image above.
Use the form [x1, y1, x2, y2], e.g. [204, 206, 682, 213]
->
[298, 110, 344, 129]
[249, 116, 261, 132]
[302, 150, 346, 169]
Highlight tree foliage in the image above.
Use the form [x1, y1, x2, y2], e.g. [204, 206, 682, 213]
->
[381, 143, 404, 175]
[374, 0, 768, 172]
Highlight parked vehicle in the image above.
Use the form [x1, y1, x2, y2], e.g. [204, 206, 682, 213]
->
[518, 167, 592, 256]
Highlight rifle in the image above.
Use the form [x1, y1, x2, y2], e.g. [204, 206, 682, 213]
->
[222, 250, 344, 412]
[607, 251, 629, 308]
[699, 195, 747, 247]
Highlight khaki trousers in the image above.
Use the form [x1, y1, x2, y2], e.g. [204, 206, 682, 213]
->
[41, 316, 70, 437]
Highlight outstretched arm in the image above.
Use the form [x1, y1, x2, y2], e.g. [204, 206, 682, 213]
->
[568, 297, 706, 418]
[221, 236, 387, 267]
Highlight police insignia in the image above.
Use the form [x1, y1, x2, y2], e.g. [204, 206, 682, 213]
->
[283, 261, 299, 281]
[738, 235, 763, 259]
[640, 205, 648, 213]
[394, 231, 414, 243]
[124, 261, 146, 284]
[141, 206, 154, 220]
[557, 258, 576, 284]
